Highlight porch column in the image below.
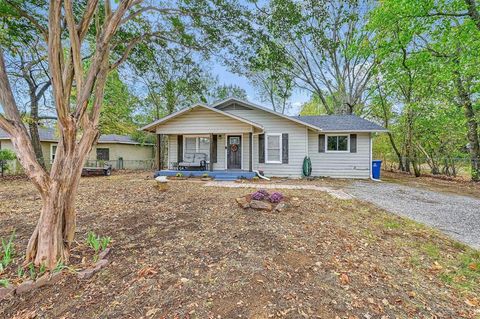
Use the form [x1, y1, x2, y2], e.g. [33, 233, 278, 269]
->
[209, 133, 214, 172]
[156, 134, 162, 170]
[249, 132, 253, 172]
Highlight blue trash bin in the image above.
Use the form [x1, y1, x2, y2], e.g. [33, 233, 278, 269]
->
[372, 160, 382, 179]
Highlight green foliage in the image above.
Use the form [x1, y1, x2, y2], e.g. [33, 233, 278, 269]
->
[0, 149, 16, 177]
[86, 231, 111, 254]
[210, 84, 248, 103]
[0, 231, 15, 273]
[0, 279, 9, 288]
[176, 172, 184, 177]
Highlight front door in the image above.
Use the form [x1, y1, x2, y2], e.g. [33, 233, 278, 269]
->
[227, 135, 242, 169]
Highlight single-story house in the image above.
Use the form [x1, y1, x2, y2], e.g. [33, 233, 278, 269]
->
[0, 127, 154, 172]
[142, 97, 386, 179]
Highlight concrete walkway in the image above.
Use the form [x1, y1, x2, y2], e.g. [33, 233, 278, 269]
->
[346, 181, 480, 249]
[204, 181, 354, 200]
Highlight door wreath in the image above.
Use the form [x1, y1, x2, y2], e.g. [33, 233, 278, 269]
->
[230, 144, 238, 152]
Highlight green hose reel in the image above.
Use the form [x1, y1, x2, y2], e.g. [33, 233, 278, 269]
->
[302, 156, 312, 177]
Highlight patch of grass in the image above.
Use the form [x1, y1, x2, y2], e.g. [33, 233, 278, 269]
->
[0, 278, 9, 287]
[442, 251, 480, 292]
[422, 243, 441, 259]
[384, 220, 401, 230]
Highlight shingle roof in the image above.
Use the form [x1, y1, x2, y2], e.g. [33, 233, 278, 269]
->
[0, 127, 146, 145]
[293, 115, 387, 132]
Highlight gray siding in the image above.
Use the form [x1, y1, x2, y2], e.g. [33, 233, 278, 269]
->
[155, 107, 254, 134]
[308, 131, 371, 178]
[164, 106, 372, 178]
[226, 109, 308, 177]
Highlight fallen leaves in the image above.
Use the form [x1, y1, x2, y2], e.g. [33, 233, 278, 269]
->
[137, 266, 157, 278]
[339, 273, 350, 285]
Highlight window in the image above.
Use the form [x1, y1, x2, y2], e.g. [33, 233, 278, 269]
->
[50, 144, 57, 163]
[326, 135, 349, 152]
[266, 133, 282, 163]
[184, 135, 210, 160]
[96, 148, 110, 161]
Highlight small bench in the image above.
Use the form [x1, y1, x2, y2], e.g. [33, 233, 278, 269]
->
[178, 153, 207, 170]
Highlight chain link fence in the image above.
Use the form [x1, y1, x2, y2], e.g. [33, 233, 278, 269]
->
[1, 159, 155, 176]
[378, 155, 472, 178]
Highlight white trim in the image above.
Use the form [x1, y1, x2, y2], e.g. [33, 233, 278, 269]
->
[369, 133, 373, 179]
[325, 134, 350, 153]
[265, 133, 282, 164]
[140, 103, 264, 132]
[212, 97, 322, 132]
[225, 134, 243, 170]
[183, 135, 210, 160]
[50, 143, 58, 164]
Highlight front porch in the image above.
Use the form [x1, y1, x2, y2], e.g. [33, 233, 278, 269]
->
[154, 169, 257, 181]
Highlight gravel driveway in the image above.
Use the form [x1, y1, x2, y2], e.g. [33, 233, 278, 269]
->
[346, 181, 480, 249]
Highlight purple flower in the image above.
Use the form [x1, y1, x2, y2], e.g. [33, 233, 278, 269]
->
[258, 189, 269, 196]
[269, 192, 284, 203]
[251, 191, 267, 200]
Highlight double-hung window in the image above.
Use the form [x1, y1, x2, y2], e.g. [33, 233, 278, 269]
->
[326, 135, 349, 152]
[266, 133, 282, 163]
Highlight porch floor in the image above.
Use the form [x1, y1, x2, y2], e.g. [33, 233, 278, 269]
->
[154, 169, 256, 181]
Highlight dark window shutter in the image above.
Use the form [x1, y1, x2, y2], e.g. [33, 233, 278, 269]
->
[177, 135, 183, 162]
[212, 135, 217, 163]
[258, 134, 265, 163]
[282, 133, 289, 164]
[318, 134, 325, 153]
[350, 134, 357, 153]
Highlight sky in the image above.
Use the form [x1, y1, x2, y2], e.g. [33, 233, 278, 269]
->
[210, 62, 310, 116]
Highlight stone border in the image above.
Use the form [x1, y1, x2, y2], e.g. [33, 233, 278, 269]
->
[206, 181, 354, 200]
[0, 247, 112, 302]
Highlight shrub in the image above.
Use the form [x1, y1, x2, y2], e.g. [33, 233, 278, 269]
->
[269, 192, 284, 203]
[202, 173, 209, 178]
[0, 149, 16, 177]
[176, 172, 184, 177]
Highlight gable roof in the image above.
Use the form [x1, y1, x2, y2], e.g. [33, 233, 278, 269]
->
[0, 127, 149, 145]
[140, 103, 264, 132]
[212, 97, 322, 131]
[293, 115, 387, 132]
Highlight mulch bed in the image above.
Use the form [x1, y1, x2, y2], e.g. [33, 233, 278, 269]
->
[0, 172, 479, 318]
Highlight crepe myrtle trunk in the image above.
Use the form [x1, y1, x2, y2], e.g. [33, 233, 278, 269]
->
[25, 130, 98, 268]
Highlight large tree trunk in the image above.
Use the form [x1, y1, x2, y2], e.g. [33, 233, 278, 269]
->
[454, 71, 480, 181]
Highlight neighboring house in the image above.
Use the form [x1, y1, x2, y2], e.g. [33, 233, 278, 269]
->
[142, 97, 386, 179]
[0, 127, 154, 172]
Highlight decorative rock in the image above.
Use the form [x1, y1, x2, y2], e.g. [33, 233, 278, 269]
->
[34, 274, 50, 289]
[94, 258, 110, 270]
[236, 197, 250, 209]
[49, 272, 64, 285]
[249, 200, 272, 211]
[77, 268, 97, 280]
[274, 202, 286, 212]
[98, 247, 112, 260]
[15, 280, 34, 295]
[0, 287, 14, 300]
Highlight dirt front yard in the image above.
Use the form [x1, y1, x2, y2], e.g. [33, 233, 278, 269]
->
[0, 172, 479, 318]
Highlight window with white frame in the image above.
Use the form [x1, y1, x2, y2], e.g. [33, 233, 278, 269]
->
[266, 133, 282, 163]
[326, 135, 349, 152]
[184, 135, 210, 160]
[50, 144, 57, 163]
